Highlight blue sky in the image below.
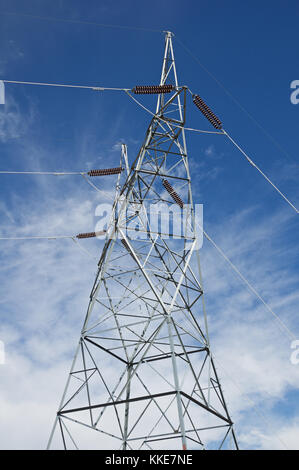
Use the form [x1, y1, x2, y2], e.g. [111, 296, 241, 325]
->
[0, 0, 298, 449]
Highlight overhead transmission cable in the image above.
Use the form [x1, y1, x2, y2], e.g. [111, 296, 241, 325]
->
[1, 80, 222, 134]
[2, 79, 130, 92]
[2, 80, 298, 211]
[0, 235, 75, 240]
[192, 92, 299, 214]
[129, 87, 299, 213]
[2, 9, 295, 168]
[202, 229, 296, 342]
[0, 194, 296, 343]
[0, 231, 106, 241]
[0, 170, 85, 175]
[151, 173, 297, 343]
[1, 21, 295, 447]
[222, 130, 299, 214]
[2, 12, 296, 169]
[0, 11, 164, 33]
[80, 173, 115, 202]
[175, 35, 299, 169]
[159, 171, 297, 341]
[0, 167, 121, 202]
[157, 175, 297, 342]
[0, 233, 101, 260]
[125, 90, 223, 134]
[3, 225, 294, 345]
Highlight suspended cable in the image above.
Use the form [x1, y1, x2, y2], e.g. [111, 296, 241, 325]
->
[190, 88, 298, 213]
[0, 235, 74, 240]
[126, 90, 223, 134]
[3, 80, 222, 135]
[80, 174, 115, 202]
[3, 80, 176, 94]
[0, 171, 84, 175]
[153, 191, 297, 342]
[175, 35, 299, 169]
[0, 233, 103, 260]
[154, 200, 296, 344]
[126, 90, 157, 116]
[158, 172, 296, 345]
[5, 83, 293, 210]
[203, 228, 297, 341]
[0, 230, 106, 241]
[0, 11, 164, 33]
[223, 130, 298, 214]
[184, 127, 223, 135]
[0, 168, 123, 178]
[2, 79, 130, 92]
[72, 238, 97, 261]
[0, 170, 118, 206]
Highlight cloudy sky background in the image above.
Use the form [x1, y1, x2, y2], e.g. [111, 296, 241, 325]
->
[0, 0, 298, 449]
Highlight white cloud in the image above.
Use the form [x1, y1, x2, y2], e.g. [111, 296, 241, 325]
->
[0, 77, 298, 449]
[0, 195, 298, 449]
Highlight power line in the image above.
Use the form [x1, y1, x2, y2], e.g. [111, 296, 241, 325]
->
[188, 84, 298, 213]
[72, 237, 98, 261]
[223, 130, 299, 214]
[0, 171, 84, 175]
[2, 93, 296, 210]
[80, 174, 115, 202]
[126, 90, 224, 134]
[203, 229, 297, 342]
[1, 36, 297, 336]
[0, 170, 118, 202]
[177, 203, 297, 342]
[0, 235, 74, 240]
[1, 223, 296, 343]
[3, 13, 297, 172]
[0, 231, 106, 241]
[185, 126, 223, 135]
[3, 81, 222, 135]
[175, 35, 299, 169]
[2, 79, 130, 92]
[0, 11, 163, 33]
[128, 89, 298, 213]
[0, 234, 100, 261]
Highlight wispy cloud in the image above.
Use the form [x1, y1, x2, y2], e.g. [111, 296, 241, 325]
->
[0, 23, 298, 450]
[0, 94, 34, 142]
[0, 184, 298, 448]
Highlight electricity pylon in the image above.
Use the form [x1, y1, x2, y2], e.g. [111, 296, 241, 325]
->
[48, 31, 238, 451]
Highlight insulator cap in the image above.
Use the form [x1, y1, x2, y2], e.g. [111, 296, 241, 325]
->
[193, 94, 222, 129]
[76, 230, 106, 239]
[162, 179, 184, 208]
[133, 85, 174, 95]
[88, 167, 123, 176]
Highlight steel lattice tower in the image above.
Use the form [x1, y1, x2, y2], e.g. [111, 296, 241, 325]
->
[48, 32, 238, 450]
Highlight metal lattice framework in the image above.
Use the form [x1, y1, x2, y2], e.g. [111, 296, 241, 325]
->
[47, 31, 238, 450]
